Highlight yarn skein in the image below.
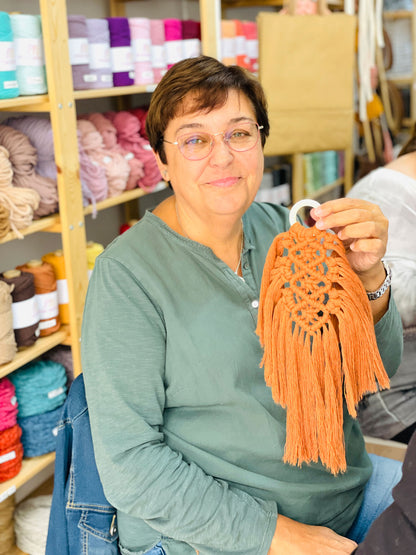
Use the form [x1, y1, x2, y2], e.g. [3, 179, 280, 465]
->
[77, 119, 130, 197]
[9, 359, 67, 419]
[41, 250, 69, 324]
[10, 14, 47, 95]
[164, 19, 184, 69]
[0, 493, 16, 555]
[43, 345, 74, 388]
[149, 19, 167, 83]
[0, 144, 40, 236]
[3, 116, 57, 181]
[88, 112, 144, 190]
[16, 260, 60, 337]
[86, 240, 104, 279]
[0, 377, 18, 432]
[77, 129, 108, 210]
[86, 18, 113, 89]
[129, 17, 154, 85]
[0, 202, 11, 239]
[67, 15, 94, 90]
[18, 404, 63, 457]
[256, 222, 390, 475]
[0, 270, 40, 348]
[14, 494, 52, 555]
[0, 12, 19, 99]
[106, 17, 134, 86]
[109, 111, 161, 191]
[0, 281, 17, 364]
[0, 423, 23, 483]
[0, 125, 58, 218]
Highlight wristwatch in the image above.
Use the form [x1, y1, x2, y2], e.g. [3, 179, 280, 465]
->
[366, 260, 392, 301]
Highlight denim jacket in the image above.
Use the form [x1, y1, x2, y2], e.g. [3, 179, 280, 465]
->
[46, 373, 120, 554]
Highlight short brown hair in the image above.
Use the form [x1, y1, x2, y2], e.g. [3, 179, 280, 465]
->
[146, 56, 270, 163]
[399, 123, 416, 157]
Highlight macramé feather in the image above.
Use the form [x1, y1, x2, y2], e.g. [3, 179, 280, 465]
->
[256, 222, 390, 475]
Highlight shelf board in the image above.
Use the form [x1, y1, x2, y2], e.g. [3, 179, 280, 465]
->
[0, 327, 68, 379]
[73, 83, 156, 100]
[309, 177, 344, 200]
[0, 452, 55, 502]
[383, 10, 412, 20]
[0, 214, 61, 244]
[0, 94, 50, 112]
[387, 75, 413, 86]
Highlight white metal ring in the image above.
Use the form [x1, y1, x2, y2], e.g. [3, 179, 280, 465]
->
[289, 199, 321, 226]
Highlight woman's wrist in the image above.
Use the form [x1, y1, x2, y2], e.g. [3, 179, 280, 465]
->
[366, 261, 392, 301]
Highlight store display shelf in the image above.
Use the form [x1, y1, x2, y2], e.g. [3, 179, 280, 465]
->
[0, 452, 55, 502]
[309, 177, 344, 200]
[388, 75, 413, 86]
[0, 214, 61, 244]
[0, 327, 68, 380]
[0, 94, 50, 112]
[73, 83, 156, 100]
[383, 10, 412, 20]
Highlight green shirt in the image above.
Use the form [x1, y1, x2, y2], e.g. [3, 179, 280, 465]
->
[82, 201, 403, 555]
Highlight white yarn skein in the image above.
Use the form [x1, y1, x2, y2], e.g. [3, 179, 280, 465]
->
[14, 494, 52, 555]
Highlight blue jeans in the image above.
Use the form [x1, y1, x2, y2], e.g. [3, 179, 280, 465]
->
[142, 545, 165, 555]
[347, 453, 403, 543]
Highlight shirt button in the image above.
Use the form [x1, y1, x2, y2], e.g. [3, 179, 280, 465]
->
[251, 300, 259, 309]
[243, 262, 249, 270]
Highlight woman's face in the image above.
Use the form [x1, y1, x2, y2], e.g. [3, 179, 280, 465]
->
[156, 89, 264, 221]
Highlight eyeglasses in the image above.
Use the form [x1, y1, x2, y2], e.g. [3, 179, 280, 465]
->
[163, 122, 264, 161]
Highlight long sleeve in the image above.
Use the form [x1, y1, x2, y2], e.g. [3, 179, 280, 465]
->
[374, 292, 403, 379]
[81, 255, 277, 555]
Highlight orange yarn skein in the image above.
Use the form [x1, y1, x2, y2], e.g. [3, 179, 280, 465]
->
[256, 221, 390, 475]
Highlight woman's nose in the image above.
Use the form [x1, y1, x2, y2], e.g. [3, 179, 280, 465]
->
[208, 134, 234, 165]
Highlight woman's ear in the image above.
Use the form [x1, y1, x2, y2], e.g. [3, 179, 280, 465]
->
[154, 151, 169, 182]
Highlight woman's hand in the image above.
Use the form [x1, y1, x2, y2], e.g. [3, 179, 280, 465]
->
[310, 198, 388, 275]
[268, 515, 357, 555]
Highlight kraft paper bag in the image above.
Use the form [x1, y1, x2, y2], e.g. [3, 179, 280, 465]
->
[258, 12, 357, 156]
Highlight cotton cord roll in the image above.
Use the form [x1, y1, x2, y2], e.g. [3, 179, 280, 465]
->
[164, 18, 184, 69]
[10, 14, 47, 95]
[110, 111, 161, 191]
[16, 260, 60, 337]
[0, 423, 23, 483]
[234, 20, 249, 69]
[0, 12, 19, 99]
[18, 405, 62, 457]
[0, 145, 40, 236]
[221, 20, 237, 66]
[0, 203, 11, 238]
[129, 17, 154, 85]
[42, 345, 74, 388]
[0, 125, 58, 218]
[14, 494, 52, 555]
[242, 21, 258, 73]
[41, 250, 69, 324]
[86, 18, 113, 89]
[0, 281, 17, 364]
[77, 129, 108, 210]
[106, 17, 134, 86]
[181, 20, 202, 60]
[0, 493, 16, 555]
[9, 359, 67, 418]
[77, 119, 130, 197]
[0, 270, 40, 348]
[88, 112, 144, 190]
[86, 240, 104, 279]
[3, 116, 57, 181]
[67, 15, 94, 90]
[0, 378, 18, 432]
[150, 19, 167, 83]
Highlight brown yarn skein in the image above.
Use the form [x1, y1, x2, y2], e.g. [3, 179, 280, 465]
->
[0, 281, 17, 364]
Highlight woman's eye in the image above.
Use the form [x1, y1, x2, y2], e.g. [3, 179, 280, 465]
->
[230, 129, 249, 139]
[184, 135, 208, 146]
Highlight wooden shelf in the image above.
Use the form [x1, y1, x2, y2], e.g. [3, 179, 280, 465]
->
[0, 327, 68, 379]
[383, 10, 412, 21]
[387, 75, 413, 86]
[0, 452, 55, 502]
[73, 83, 156, 100]
[310, 177, 344, 200]
[0, 214, 61, 245]
[0, 94, 50, 112]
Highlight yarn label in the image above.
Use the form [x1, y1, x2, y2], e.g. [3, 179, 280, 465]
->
[246, 39, 258, 59]
[235, 36, 246, 57]
[48, 386, 64, 399]
[0, 42, 16, 71]
[68, 37, 89, 65]
[165, 41, 183, 65]
[3, 80, 18, 89]
[57, 279, 69, 304]
[132, 37, 151, 62]
[110, 46, 133, 72]
[39, 318, 57, 331]
[0, 485, 16, 503]
[222, 37, 236, 59]
[182, 39, 201, 60]
[36, 291, 59, 320]
[14, 38, 45, 67]
[0, 450, 16, 464]
[151, 45, 166, 69]
[89, 42, 111, 69]
[12, 297, 39, 330]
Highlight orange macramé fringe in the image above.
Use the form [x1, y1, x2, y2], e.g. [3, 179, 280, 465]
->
[256, 222, 390, 474]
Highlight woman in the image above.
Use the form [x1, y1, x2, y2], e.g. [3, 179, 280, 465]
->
[347, 132, 416, 444]
[81, 56, 403, 555]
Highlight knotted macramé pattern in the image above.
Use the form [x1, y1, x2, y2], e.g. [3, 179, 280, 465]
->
[256, 222, 390, 474]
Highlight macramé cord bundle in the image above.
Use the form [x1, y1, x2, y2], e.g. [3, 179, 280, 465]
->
[256, 222, 390, 475]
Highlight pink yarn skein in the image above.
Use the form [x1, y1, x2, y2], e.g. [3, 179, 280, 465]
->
[107, 111, 161, 191]
[76, 129, 108, 208]
[0, 377, 18, 432]
[87, 113, 144, 190]
[77, 120, 130, 197]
